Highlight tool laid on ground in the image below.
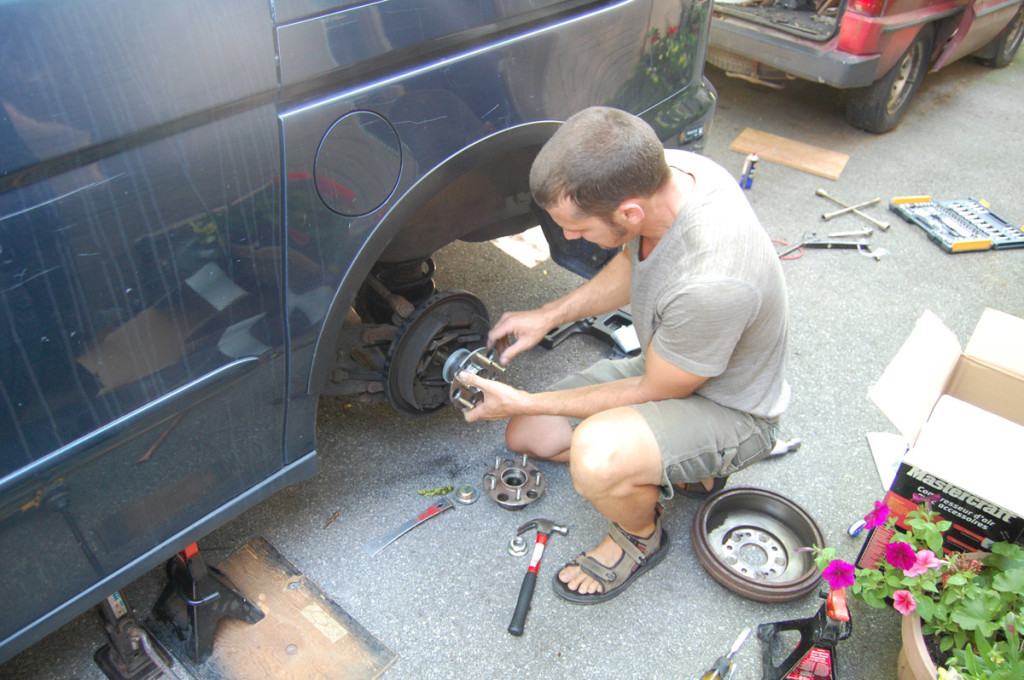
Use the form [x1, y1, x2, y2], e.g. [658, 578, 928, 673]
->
[363, 496, 454, 556]
[508, 518, 568, 636]
[826, 227, 872, 238]
[776, 233, 886, 260]
[701, 627, 751, 680]
[815, 189, 890, 230]
[890, 196, 1024, 252]
[821, 197, 879, 221]
[758, 587, 851, 680]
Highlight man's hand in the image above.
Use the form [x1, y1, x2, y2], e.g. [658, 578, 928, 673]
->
[487, 249, 633, 365]
[456, 371, 530, 422]
[487, 308, 559, 365]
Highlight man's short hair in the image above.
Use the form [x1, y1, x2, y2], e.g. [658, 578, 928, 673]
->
[530, 107, 671, 219]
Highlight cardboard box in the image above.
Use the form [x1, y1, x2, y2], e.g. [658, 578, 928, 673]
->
[857, 308, 1024, 568]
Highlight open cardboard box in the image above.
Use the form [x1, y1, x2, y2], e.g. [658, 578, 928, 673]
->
[857, 308, 1024, 568]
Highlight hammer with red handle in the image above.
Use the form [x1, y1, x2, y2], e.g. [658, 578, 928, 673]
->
[508, 518, 568, 636]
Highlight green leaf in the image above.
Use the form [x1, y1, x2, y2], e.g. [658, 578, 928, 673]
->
[993, 568, 1024, 594]
[945, 573, 969, 587]
[860, 590, 887, 609]
[916, 596, 935, 621]
[951, 595, 999, 632]
[973, 628, 993, 656]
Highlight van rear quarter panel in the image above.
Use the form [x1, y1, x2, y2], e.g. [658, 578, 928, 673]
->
[273, 0, 714, 424]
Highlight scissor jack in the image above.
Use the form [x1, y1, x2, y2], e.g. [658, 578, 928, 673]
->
[94, 591, 176, 680]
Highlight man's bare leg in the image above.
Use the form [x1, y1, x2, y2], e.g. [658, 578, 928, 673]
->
[505, 413, 573, 462]
[555, 407, 665, 595]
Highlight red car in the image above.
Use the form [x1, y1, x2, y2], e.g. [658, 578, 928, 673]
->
[708, 0, 1024, 131]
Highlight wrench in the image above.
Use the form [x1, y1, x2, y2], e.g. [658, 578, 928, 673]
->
[816, 188, 891, 230]
[822, 197, 879, 220]
[828, 227, 873, 238]
[363, 496, 454, 556]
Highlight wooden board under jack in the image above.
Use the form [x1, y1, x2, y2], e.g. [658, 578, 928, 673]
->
[729, 128, 849, 181]
[177, 537, 396, 680]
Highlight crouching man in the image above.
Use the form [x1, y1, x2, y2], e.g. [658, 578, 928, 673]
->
[458, 107, 790, 603]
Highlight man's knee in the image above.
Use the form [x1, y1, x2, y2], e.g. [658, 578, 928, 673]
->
[570, 416, 632, 485]
[569, 410, 662, 493]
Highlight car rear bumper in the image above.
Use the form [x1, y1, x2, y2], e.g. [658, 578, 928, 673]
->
[710, 17, 880, 88]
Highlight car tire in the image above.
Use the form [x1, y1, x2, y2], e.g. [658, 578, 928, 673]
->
[845, 28, 933, 134]
[979, 5, 1024, 68]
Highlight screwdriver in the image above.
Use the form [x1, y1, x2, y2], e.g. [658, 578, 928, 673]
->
[701, 627, 751, 680]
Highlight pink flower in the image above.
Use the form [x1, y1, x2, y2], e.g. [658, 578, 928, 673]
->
[822, 559, 856, 590]
[904, 550, 941, 577]
[893, 590, 917, 615]
[885, 542, 917, 571]
[864, 501, 890, 529]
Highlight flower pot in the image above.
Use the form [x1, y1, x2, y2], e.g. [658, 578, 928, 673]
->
[897, 613, 937, 680]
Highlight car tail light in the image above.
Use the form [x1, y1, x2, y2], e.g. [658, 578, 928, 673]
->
[848, 0, 886, 16]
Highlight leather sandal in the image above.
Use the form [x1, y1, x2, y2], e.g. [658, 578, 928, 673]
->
[553, 508, 670, 604]
[675, 475, 729, 497]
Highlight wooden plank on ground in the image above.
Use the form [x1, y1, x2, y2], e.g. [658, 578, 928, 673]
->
[729, 128, 849, 180]
[187, 537, 396, 680]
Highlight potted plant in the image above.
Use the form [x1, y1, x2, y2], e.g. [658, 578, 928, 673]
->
[810, 496, 1024, 679]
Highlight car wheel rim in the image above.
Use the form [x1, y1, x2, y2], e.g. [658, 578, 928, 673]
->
[691, 487, 825, 602]
[1003, 10, 1024, 60]
[886, 47, 920, 116]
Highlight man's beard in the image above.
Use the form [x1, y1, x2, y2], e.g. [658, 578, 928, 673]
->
[602, 216, 630, 248]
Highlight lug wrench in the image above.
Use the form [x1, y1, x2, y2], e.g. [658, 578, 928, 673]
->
[821, 197, 879, 221]
[816, 188, 890, 230]
[508, 518, 567, 636]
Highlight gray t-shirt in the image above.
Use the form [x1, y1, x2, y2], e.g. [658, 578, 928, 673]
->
[628, 149, 790, 419]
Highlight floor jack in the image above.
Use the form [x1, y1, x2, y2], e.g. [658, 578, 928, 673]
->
[148, 542, 264, 665]
[757, 587, 851, 680]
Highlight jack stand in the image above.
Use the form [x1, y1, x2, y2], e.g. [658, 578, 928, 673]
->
[150, 543, 264, 664]
[758, 587, 852, 679]
[94, 591, 175, 680]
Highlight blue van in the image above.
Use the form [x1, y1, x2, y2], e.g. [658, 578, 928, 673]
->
[0, 0, 716, 663]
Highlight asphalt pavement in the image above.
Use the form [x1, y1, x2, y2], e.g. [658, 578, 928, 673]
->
[4, 54, 1023, 680]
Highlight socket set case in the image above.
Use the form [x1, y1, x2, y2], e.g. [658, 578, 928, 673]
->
[889, 198, 1024, 253]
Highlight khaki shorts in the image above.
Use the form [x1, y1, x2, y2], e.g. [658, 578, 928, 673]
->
[548, 355, 779, 500]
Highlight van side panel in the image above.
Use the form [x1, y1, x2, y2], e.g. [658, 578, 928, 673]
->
[0, 0, 294, 660]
